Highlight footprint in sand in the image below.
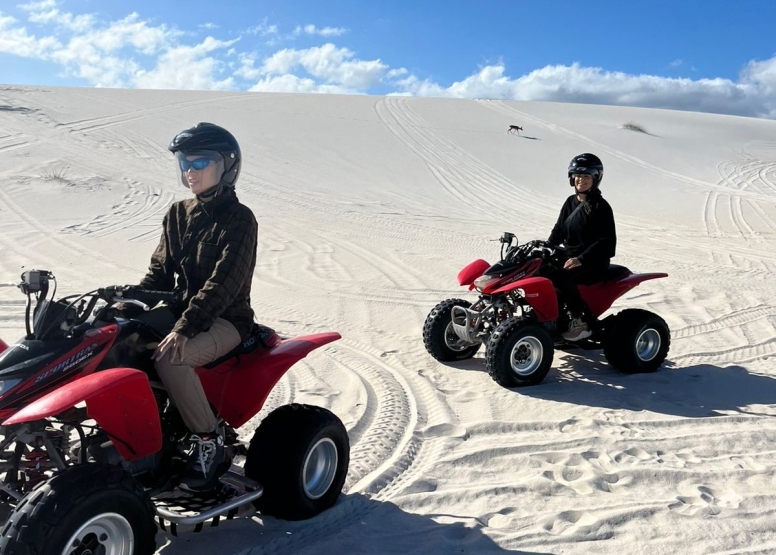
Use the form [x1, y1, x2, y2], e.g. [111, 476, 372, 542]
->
[668, 484, 742, 516]
[534, 452, 620, 495]
[558, 416, 601, 434]
[728, 456, 767, 471]
[543, 510, 602, 536]
[485, 507, 531, 530]
[655, 449, 702, 467]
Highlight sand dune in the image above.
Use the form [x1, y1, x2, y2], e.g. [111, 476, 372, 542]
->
[1, 85, 776, 554]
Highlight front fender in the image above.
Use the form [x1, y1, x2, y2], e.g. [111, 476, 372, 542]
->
[491, 276, 558, 322]
[0, 338, 7, 355]
[457, 259, 490, 287]
[2, 368, 161, 461]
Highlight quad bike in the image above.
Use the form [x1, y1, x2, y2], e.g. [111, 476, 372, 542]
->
[423, 232, 671, 388]
[0, 270, 350, 554]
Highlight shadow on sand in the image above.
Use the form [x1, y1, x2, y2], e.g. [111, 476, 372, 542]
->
[156, 493, 546, 555]
[445, 352, 774, 419]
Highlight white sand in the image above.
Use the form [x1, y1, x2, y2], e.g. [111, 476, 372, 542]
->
[2, 85, 776, 554]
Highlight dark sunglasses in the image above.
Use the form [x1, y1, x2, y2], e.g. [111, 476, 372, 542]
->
[179, 157, 215, 172]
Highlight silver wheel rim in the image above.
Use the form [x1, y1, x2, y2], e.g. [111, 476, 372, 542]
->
[303, 437, 338, 500]
[63, 513, 134, 555]
[636, 328, 661, 361]
[444, 321, 474, 352]
[509, 336, 544, 376]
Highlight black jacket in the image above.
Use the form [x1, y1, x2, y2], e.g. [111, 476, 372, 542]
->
[547, 189, 616, 266]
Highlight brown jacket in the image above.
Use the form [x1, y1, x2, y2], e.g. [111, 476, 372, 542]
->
[139, 189, 258, 340]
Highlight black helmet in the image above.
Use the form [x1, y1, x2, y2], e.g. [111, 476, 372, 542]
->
[567, 153, 604, 187]
[169, 122, 241, 189]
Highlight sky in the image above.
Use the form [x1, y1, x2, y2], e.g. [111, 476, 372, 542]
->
[1, 0, 776, 119]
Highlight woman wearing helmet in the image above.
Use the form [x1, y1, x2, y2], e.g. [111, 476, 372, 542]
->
[546, 153, 617, 341]
[137, 122, 258, 492]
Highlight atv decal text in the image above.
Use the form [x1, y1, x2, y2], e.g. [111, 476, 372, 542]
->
[35, 342, 99, 384]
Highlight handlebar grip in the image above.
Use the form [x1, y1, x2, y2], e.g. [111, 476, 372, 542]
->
[134, 289, 181, 304]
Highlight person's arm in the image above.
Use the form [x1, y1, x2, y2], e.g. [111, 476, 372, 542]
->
[173, 210, 258, 339]
[139, 212, 176, 291]
[578, 202, 616, 264]
[547, 197, 570, 245]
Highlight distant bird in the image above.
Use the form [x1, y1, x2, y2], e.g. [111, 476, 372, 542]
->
[507, 125, 523, 135]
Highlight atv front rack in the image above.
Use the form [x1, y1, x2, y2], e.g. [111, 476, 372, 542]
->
[154, 471, 263, 534]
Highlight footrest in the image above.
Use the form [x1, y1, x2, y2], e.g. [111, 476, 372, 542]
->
[154, 471, 263, 533]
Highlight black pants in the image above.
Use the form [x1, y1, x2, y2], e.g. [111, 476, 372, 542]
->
[541, 261, 608, 319]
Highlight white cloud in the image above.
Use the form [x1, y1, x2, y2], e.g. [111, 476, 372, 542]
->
[17, 0, 56, 12]
[2, 5, 776, 119]
[133, 36, 238, 90]
[293, 24, 348, 37]
[248, 73, 356, 94]
[257, 43, 387, 89]
[19, 0, 93, 32]
[392, 62, 776, 119]
[0, 13, 61, 57]
[1, 6, 236, 89]
[246, 19, 279, 37]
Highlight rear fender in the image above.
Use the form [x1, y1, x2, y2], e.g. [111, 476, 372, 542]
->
[457, 259, 490, 289]
[0, 338, 7, 355]
[491, 276, 558, 322]
[198, 332, 341, 429]
[2, 368, 161, 461]
[580, 272, 668, 316]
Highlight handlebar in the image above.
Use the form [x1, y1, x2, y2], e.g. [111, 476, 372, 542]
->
[500, 236, 567, 264]
[98, 286, 181, 305]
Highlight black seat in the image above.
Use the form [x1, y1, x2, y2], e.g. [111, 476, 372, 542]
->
[203, 323, 277, 369]
[601, 264, 631, 282]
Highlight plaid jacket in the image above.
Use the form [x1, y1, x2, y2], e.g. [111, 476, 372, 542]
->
[139, 190, 258, 340]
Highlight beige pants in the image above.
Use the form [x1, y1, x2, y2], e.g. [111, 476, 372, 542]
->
[156, 318, 242, 433]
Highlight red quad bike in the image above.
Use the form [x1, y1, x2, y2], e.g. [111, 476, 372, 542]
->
[423, 232, 671, 388]
[0, 270, 350, 555]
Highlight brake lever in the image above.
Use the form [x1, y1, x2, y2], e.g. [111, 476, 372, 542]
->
[111, 297, 151, 312]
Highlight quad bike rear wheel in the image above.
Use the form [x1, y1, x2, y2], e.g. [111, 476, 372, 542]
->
[423, 298, 481, 361]
[245, 404, 349, 521]
[603, 308, 670, 373]
[486, 318, 554, 387]
[0, 464, 156, 555]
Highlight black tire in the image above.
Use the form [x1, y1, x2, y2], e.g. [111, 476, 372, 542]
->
[245, 404, 350, 521]
[423, 298, 481, 361]
[0, 464, 156, 555]
[486, 318, 554, 387]
[604, 309, 670, 373]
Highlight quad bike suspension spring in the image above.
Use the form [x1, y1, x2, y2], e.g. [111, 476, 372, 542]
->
[22, 448, 49, 488]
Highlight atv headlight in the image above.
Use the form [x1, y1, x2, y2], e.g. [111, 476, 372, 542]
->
[0, 378, 21, 396]
[474, 274, 501, 291]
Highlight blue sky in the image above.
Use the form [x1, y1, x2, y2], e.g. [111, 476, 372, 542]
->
[2, 0, 775, 118]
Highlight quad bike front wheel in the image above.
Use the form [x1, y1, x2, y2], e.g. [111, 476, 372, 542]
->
[486, 318, 554, 387]
[0, 464, 157, 555]
[423, 298, 481, 361]
[603, 308, 670, 373]
[245, 404, 350, 521]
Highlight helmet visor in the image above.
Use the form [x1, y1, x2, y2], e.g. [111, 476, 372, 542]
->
[569, 166, 600, 176]
[175, 150, 225, 189]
